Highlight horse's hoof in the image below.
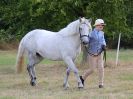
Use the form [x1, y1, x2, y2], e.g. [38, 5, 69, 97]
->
[99, 85, 104, 88]
[78, 82, 84, 89]
[78, 86, 84, 89]
[63, 83, 69, 90]
[30, 81, 36, 86]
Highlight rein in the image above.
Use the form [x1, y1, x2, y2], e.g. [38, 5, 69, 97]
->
[103, 49, 107, 67]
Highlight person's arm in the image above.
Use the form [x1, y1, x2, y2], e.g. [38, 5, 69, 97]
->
[102, 33, 106, 50]
[102, 34, 106, 46]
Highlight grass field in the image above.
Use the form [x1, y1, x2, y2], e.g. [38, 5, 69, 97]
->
[0, 50, 133, 99]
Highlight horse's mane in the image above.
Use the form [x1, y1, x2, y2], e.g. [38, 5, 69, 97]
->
[58, 20, 79, 36]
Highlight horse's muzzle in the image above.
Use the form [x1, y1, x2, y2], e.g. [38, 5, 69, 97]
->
[82, 41, 88, 45]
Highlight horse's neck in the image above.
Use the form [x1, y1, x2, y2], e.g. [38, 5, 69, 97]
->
[57, 20, 81, 50]
[58, 20, 79, 37]
[60, 33, 81, 52]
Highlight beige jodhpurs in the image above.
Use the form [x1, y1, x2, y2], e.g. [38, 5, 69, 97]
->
[82, 53, 104, 85]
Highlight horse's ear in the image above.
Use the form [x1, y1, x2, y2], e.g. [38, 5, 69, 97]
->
[88, 18, 92, 23]
[79, 17, 82, 22]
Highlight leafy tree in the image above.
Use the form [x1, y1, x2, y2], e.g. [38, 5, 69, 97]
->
[0, 0, 132, 48]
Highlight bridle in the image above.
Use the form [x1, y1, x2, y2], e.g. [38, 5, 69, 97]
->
[79, 23, 90, 40]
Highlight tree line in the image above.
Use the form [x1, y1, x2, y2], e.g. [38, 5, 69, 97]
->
[0, 0, 133, 48]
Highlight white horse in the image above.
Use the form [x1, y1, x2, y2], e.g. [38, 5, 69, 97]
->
[16, 17, 92, 89]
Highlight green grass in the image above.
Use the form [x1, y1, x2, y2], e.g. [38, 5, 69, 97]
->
[0, 50, 133, 99]
[0, 50, 60, 66]
[0, 49, 133, 66]
[119, 73, 133, 81]
[0, 96, 15, 99]
[107, 49, 133, 61]
[0, 50, 133, 66]
[0, 51, 16, 66]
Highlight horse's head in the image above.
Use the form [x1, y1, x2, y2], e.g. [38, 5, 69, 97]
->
[79, 17, 92, 45]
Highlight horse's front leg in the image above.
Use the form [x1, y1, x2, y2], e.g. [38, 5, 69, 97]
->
[63, 67, 71, 89]
[64, 57, 83, 88]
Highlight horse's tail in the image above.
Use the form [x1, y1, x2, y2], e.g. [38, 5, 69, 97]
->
[16, 39, 25, 73]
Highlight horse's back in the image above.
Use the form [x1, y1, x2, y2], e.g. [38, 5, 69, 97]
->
[22, 29, 56, 43]
[26, 29, 56, 37]
[21, 29, 63, 60]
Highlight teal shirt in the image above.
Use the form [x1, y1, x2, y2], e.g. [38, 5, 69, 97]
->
[88, 28, 106, 55]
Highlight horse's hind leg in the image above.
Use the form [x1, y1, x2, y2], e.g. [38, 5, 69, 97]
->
[27, 64, 36, 86]
[27, 52, 42, 86]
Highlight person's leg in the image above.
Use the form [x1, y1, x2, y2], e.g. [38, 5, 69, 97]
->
[82, 54, 97, 80]
[97, 53, 104, 88]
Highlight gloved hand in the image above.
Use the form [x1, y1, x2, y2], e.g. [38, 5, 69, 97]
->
[102, 45, 106, 51]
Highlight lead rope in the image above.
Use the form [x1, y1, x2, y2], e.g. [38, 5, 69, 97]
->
[103, 49, 107, 67]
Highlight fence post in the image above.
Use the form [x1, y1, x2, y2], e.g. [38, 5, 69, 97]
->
[116, 33, 121, 66]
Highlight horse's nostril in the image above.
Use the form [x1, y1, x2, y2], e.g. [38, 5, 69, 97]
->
[83, 41, 88, 45]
